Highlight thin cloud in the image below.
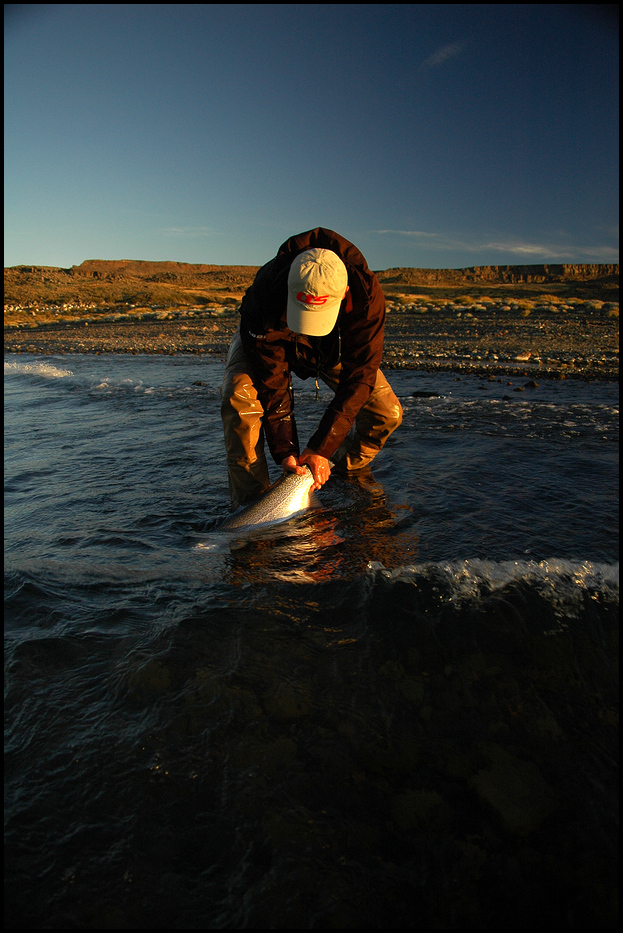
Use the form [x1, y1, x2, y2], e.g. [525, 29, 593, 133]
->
[373, 230, 619, 262]
[373, 230, 468, 251]
[375, 230, 442, 240]
[420, 42, 465, 71]
[475, 240, 619, 261]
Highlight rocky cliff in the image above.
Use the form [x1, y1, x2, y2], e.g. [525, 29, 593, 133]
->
[375, 264, 619, 285]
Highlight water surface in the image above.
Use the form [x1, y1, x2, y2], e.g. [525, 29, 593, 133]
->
[4, 354, 619, 928]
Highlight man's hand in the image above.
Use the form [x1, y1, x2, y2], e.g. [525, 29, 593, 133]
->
[282, 448, 332, 490]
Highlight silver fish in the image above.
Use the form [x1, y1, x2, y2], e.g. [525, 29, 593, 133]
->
[220, 465, 319, 532]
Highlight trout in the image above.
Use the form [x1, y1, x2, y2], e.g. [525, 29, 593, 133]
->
[220, 466, 319, 532]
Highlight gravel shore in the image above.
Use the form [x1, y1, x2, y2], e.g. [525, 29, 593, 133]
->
[4, 308, 619, 382]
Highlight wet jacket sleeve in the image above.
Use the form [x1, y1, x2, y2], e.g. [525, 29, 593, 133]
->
[240, 326, 301, 464]
[306, 274, 385, 458]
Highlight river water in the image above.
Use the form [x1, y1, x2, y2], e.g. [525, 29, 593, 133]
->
[4, 353, 619, 929]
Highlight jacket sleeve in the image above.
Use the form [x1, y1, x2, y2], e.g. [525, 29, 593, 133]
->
[306, 272, 385, 458]
[240, 325, 301, 465]
[237, 259, 300, 464]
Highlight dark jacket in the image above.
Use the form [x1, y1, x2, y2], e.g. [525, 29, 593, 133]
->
[238, 228, 386, 464]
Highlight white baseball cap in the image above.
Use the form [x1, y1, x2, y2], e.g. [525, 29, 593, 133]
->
[286, 248, 348, 336]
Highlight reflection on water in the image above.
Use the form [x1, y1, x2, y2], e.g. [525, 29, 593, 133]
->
[204, 470, 421, 588]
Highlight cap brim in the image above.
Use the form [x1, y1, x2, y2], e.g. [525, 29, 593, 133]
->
[286, 295, 341, 336]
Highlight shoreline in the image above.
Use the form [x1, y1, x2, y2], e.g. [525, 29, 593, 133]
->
[4, 309, 619, 383]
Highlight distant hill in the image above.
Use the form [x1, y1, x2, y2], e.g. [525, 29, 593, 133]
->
[4, 260, 619, 309]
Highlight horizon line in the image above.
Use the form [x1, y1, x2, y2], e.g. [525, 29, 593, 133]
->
[4, 259, 619, 272]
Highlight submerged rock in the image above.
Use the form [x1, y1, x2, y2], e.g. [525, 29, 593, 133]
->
[390, 789, 444, 830]
[470, 744, 558, 836]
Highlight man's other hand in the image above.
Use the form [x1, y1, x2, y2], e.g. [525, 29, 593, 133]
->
[282, 449, 331, 490]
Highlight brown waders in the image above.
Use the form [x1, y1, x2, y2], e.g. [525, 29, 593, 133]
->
[220, 329, 403, 509]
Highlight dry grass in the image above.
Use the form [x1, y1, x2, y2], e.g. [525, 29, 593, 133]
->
[4, 261, 619, 328]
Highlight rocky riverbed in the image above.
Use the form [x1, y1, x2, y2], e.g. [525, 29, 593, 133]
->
[4, 304, 619, 382]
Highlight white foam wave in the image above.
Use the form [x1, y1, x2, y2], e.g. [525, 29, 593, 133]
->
[368, 558, 619, 605]
[4, 360, 74, 379]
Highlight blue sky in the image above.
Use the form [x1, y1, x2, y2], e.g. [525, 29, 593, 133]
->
[4, 3, 619, 270]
